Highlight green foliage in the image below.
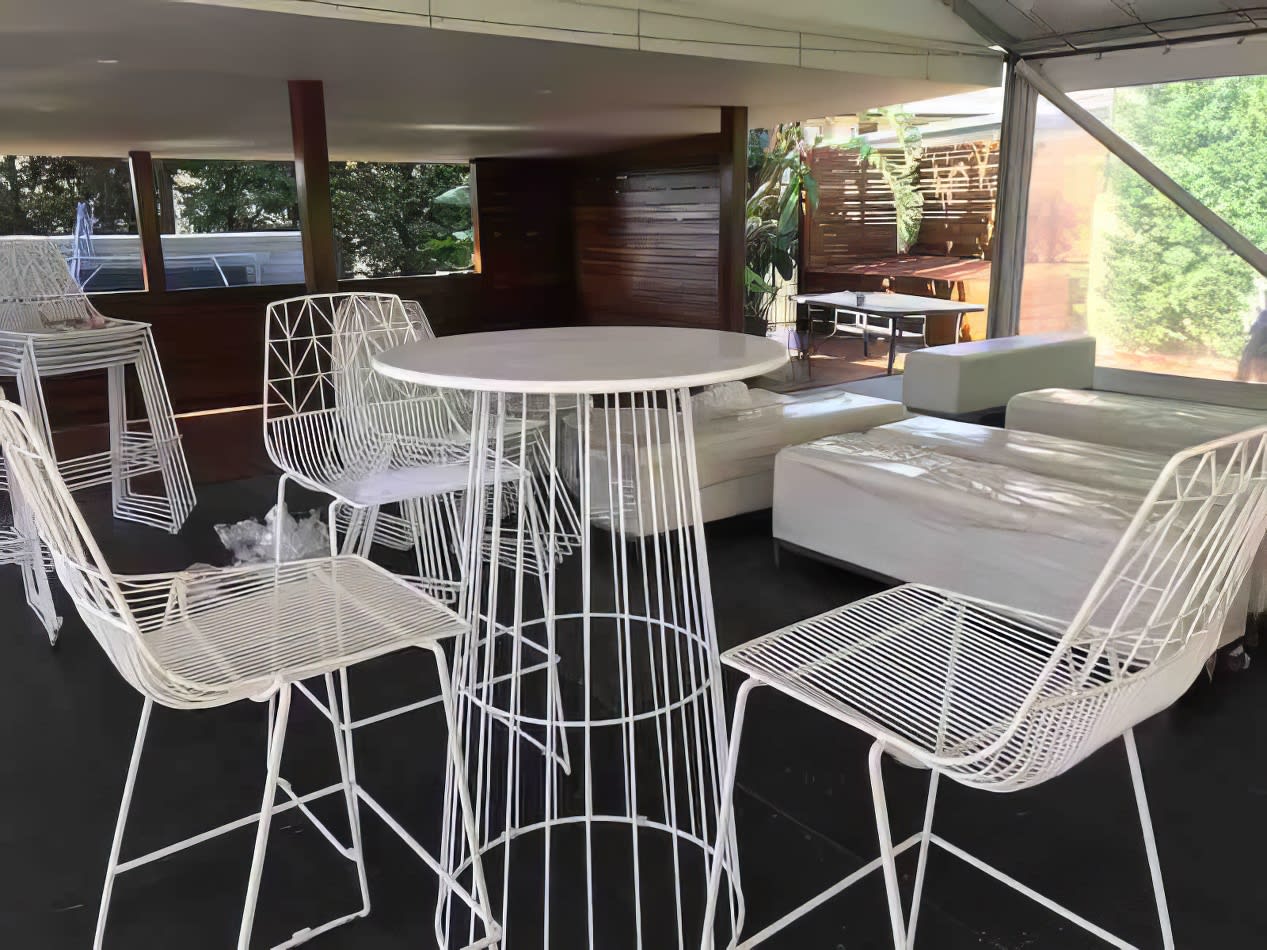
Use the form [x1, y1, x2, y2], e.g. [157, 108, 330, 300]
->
[745, 125, 817, 335]
[330, 161, 471, 277]
[1096, 76, 1267, 361]
[165, 159, 299, 232]
[0, 156, 136, 235]
[839, 109, 925, 253]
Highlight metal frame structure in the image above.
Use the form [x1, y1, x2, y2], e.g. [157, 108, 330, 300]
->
[371, 325, 789, 948]
[0, 397, 499, 949]
[0, 237, 196, 534]
[264, 291, 478, 603]
[703, 425, 1267, 949]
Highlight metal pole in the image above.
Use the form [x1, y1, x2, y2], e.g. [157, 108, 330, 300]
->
[1016, 60, 1267, 279]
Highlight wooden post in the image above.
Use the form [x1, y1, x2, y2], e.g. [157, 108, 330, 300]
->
[717, 106, 747, 333]
[469, 158, 484, 275]
[288, 79, 338, 293]
[127, 150, 166, 293]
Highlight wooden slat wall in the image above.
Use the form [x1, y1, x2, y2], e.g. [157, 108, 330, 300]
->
[571, 136, 722, 328]
[805, 141, 999, 271]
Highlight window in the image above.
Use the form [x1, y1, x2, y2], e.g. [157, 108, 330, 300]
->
[1020, 77, 1267, 382]
[330, 162, 473, 279]
[153, 159, 302, 289]
[0, 155, 143, 291]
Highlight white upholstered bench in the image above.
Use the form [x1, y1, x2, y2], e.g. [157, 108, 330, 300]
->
[569, 389, 907, 535]
[902, 332, 1096, 417]
[1007, 388, 1267, 454]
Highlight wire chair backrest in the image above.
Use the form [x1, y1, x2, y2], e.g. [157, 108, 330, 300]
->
[263, 293, 462, 481]
[401, 298, 437, 339]
[0, 237, 101, 331]
[972, 426, 1267, 788]
[0, 399, 165, 698]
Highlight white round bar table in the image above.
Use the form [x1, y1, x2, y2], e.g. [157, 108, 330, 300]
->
[374, 326, 787, 950]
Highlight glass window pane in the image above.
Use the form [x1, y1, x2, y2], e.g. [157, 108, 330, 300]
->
[0, 155, 143, 291]
[1020, 89, 1267, 383]
[155, 159, 303, 289]
[330, 162, 473, 278]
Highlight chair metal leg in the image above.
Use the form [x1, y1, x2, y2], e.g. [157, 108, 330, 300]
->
[327, 671, 371, 919]
[94, 698, 153, 950]
[869, 741, 908, 950]
[430, 643, 498, 948]
[238, 684, 292, 950]
[700, 678, 761, 950]
[1124, 729, 1174, 950]
[905, 770, 939, 948]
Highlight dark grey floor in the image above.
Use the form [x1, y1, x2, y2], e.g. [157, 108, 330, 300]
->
[2, 478, 1263, 948]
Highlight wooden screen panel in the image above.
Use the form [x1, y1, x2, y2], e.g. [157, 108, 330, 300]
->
[805, 141, 999, 271]
[572, 142, 721, 329]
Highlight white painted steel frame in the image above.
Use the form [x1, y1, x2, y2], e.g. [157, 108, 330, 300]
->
[704, 426, 1267, 949]
[0, 238, 195, 640]
[437, 385, 742, 949]
[0, 398, 499, 949]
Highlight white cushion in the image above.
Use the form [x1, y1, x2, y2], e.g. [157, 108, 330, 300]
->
[903, 333, 1096, 415]
[1007, 388, 1267, 454]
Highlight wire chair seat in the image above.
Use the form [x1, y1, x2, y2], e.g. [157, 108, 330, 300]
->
[723, 584, 1143, 791]
[118, 557, 467, 706]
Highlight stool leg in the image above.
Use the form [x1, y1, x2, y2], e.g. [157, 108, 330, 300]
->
[869, 741, 908, 949]
[95, 698, 153, 950]
[238, 684, 292, 950]
[107, 364, 127, 520]
[133, 333, 195, 532]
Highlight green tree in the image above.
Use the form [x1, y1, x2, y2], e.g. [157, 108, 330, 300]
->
[0, 156, 136, 235]
[839, 109, 925, 254]
[745, 125, 817, 335]
[164, 159, 299, 232]
[1097, 76, 1267, 360]
[329, 162, 471, 277]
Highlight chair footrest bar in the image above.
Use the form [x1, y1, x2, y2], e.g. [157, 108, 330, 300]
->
[929, 834, 1136, 949]
[114, 783, 344, 874]
[276, 777, 354, 860]
[737, 832, 923, 949]
[269, 909, 369, 949]
[355, 786, 487, 920]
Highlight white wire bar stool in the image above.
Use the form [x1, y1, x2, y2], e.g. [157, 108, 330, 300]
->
[434, 388, 744, 949]
[264, 292, 479, 604]
[702, 425, 1267, 950]
[0, 237, 195, 537]
[0, 397, 499, 949]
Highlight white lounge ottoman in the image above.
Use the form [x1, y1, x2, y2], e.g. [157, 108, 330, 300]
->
[773, 419, 1252, 644]
[569, 389, 907, 535]
[1007, 388, 1267, 454]
[902, 333, 1095, 417]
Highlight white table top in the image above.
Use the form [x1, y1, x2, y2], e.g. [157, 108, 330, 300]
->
[372, 325, 789, 394]
[792, 291, 984, 315]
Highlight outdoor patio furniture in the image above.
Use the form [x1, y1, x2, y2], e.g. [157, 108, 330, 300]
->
[0, 398, 498, 949]
[264, 291, 482, 604]
[902, 332, 1096, 418]
[372, 324, 788, 948]
[706, 424, 1267, 949]
[792, 291, 984, 375]
[1007, 387, 1267, 454]
[0, 237, 195, 535]
[771, 415, 1253, 647]
[563, 387, 907, 532]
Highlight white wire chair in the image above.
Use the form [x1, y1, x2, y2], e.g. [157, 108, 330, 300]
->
[702, 425, 1267, 950]
[0, 397, 499, 949]
[0, 237, 195, 536]
[264, 292, 486, 603]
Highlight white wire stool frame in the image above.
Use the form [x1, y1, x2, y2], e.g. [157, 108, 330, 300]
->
[702, 425, 1267, 950]
[433, 387, 743, 949]
[0, 397, 499, 949]
[0, 237, 196, 537]
[264, 292, 476, 603]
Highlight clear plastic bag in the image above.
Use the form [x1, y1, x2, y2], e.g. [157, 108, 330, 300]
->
[214, 505, 330, 564]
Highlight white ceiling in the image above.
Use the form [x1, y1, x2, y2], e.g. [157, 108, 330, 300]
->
[0, 0, 1000, 162]
[963, 1, 1266, 55]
